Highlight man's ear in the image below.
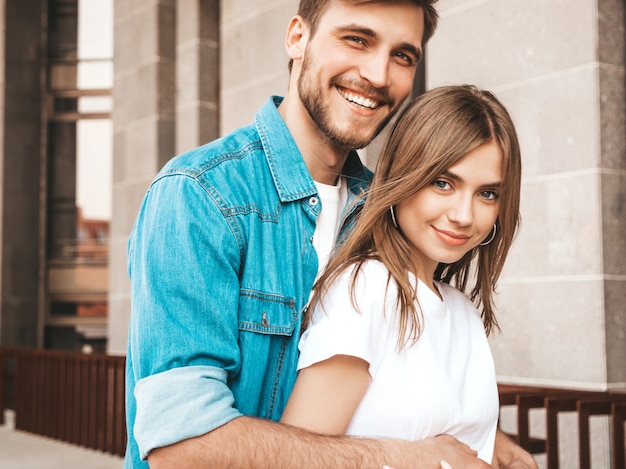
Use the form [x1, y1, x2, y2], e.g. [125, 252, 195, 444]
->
[285, 15, 308, 60]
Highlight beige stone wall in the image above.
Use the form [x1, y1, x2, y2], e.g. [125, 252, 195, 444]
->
[220, 1, 295, 134]
[109, 0, 624, 465]
[110, 0, 625, 407]
[427, 1, 625, 467]
[176, 0, 220, 154]
[427, 0, 626, 392]
[110, 0, 626, 380]
[109, 0, 177, 354]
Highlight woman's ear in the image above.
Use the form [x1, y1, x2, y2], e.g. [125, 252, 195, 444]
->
[285, 15, 308, 61]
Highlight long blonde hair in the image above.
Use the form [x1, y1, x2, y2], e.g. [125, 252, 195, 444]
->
[308, 85, 522, 346]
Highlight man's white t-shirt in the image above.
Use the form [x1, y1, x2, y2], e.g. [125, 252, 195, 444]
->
[297, 259, 499, 463]
[312, 177, 348, 273]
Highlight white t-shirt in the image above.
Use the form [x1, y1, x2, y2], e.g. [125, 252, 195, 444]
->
[297, 259, 499, 463]
[312, 177, 348, 274]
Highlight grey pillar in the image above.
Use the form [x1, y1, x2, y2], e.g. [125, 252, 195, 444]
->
[427, 0, 625, 466]
[108, 0, 176, 354]
[176, 0, 219, 153]
[428, 0, 626, 396]
[1, 1, 45, 346]
[599, 0, 626, 390]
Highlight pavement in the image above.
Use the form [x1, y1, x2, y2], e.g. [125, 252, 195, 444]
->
[0, 411, 123, 469]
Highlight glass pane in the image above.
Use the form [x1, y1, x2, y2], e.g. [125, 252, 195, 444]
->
[76, 119, 112, 221]
[78, 60, 113, 89]
[78, 0, 113, 59]
[45, 324, 108, 353]
[54, 97, 79, 113]
[78, 96, 112, 113]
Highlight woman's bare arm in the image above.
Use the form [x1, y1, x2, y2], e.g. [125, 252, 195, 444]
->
[280, 354, 371, 435]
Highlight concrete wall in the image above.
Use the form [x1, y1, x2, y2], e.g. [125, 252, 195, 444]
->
[109, 0, 626, 380]
[109, 0, 177, 354]
[426, 1, 625, 467]
[108, 0, 293, 352]
[215, 0, 626, 395]
[220, 1, 294, 133]
[109, 6, 625, 464]
[427, 0, 626, 392]
[176, 0, 220, 154]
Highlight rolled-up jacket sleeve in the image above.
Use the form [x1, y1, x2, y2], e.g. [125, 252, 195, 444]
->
[134, 366, 241, 459]
[127, 170, 244, 459]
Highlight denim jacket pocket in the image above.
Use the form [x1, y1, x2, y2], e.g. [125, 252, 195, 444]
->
[238, 289, 298, 336]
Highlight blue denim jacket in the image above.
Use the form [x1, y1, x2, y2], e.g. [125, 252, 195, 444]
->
[124, 96, 372, 467]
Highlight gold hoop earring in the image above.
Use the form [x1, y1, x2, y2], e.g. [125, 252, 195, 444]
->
[389, 205, 399, 229]
[480, 224, 497, 246]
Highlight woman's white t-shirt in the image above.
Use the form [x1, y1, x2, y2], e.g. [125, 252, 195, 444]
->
[297, 259, 499, 463]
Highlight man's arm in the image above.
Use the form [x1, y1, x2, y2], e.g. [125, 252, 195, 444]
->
[148, 416, 492, 469]
[127, 174, 246, 458]
[491, 430, 538, 469]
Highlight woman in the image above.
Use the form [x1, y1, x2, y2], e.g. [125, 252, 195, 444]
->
[280, 85, 523, 464]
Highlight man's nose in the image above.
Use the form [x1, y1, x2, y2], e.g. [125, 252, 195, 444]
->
[359, 51, 391, 89]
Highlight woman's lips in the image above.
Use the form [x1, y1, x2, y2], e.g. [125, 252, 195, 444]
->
[433, 227, 471, 247]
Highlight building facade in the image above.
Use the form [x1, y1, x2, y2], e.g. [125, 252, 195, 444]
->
[110, 0, 626, 388]
[0, 0, 624, 466]
[0, 0, 112, 352]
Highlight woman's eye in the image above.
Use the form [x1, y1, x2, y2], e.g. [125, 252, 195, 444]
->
[480, 190, 499, 200]
[433, 180, 450, 190]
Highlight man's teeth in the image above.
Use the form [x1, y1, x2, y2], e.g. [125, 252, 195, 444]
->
[340, 90, 379, 109]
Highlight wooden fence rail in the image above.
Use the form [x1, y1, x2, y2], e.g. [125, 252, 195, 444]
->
[499, 384, 626, 469]
[1, 346, 625, 465]
[0, 346, 126, 457]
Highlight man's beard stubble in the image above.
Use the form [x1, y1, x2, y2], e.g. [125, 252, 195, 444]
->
[297, 53, 397, 151]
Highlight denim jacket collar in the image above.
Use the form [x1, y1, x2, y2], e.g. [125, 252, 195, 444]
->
[256, 96, 372, 204]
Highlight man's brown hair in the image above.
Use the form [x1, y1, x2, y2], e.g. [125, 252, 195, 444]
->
[288, 0, 439, 72]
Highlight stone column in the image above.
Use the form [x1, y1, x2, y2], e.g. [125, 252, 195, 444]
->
[0, 0, 5, 343]
[175, 0, 219, 153]
[220, 1, 294, 134]
[598, 0, 626, 391]
[0, 0, 45, 346]
[427, 0, 625, 466]
[108, 0, 176, 354]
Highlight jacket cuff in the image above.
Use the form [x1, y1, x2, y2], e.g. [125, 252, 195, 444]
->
[134, 365, 243, 459]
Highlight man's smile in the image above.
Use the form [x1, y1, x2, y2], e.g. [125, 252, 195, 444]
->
[336, 86, 383, 110]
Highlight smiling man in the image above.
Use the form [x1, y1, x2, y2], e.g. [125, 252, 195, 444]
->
[124, 1, 536, 468]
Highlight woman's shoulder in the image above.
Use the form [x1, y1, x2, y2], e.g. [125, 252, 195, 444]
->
[436, 282, 480, 314]
[343, 258, 393, 286]
[435, 282, 476, 308]
[326, 259, 395, 302]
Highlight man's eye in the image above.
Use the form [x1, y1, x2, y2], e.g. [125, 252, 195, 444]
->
[393, 52, 414, 66]
[347, 36, 366, 45]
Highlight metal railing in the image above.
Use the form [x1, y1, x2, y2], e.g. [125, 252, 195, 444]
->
[0, 347, 126, 457]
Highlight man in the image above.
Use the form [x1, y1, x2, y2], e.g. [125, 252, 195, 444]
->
[125, 1, 537, 468]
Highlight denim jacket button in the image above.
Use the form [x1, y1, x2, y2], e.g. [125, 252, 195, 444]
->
[309, 196, 319, 206]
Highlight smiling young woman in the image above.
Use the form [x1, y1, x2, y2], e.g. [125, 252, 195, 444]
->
[282, 84, 523, 466]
